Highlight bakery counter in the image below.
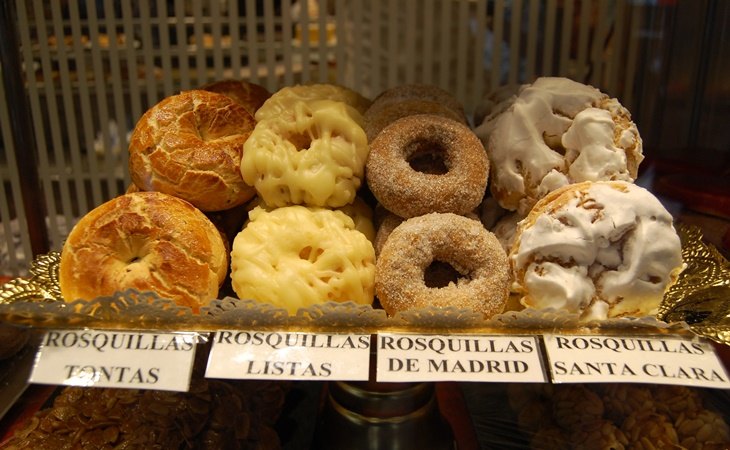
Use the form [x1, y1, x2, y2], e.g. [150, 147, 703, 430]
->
[2, 76, 730, 447]
[1, 218, 727, 448]
[0, 341, 314, 449]
[0, 329, 728, 449]
[1, 215, 728, 335]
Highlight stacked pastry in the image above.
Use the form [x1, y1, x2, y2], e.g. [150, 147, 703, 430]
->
[364, 85, 511, 319]
[473, 77, 684, 320]
[58, 76, 684, 323]
[60, 82, 270, 313]
[506, 383, 730, 449]
[58, 81, 380, 316]
[0, 379, 288, 449]
[233, 83, 377, 314]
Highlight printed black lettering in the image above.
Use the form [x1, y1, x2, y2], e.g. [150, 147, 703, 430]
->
[99, 365, 114, 381]
[389, 358, 405, 371]
[380, 336, 395, 350]
[643, 364, 659, 377]
[64, 364, 80, 378]
[216, 331, 233, 344]
[246, 360, 259, 374]
[358, 335, 370, 349]
[555, 336, 571, 349]
[468, 360, 485, 372]
[61, 332, 79, 347]
[485, 360, 503, 373]
[553, 361, 567, 375]
[252, 332, 265, 346]
[319, 362, 332, 377]
[428, 338, 446, 355]
[520, 339, 534, 352]
[302, 363, 318, 376]
[129, 368, 145, 383]
[428, 359, 447, 373]
[691, 342, 706, 355]
[691, 367, 710, 381]
[92, 333, 109, 352]
[266, 333, 284, 349]
[44, 331, 61, 347]
[621, 364, 637, 376]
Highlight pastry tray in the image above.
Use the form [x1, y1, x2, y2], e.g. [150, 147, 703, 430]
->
[0, 225, 728, 344]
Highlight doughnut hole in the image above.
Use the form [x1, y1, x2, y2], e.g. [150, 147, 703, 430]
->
[287, 130, 313, 151]
[424, 260, 462, 288]
[299, 245, 325, 262]
[405, 138, 449, 175]
[120, 236, 150, 271]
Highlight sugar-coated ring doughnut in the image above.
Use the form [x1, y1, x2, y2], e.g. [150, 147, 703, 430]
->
[230, 205, 376, 314]
[59, 192, 228, 313]
[364, 98, 467, 143]
[374, 208, 481, 256]
[128, 90, 257, 212]
[366, 114, 489, 218]
[368, 84, 466, 122]
[364, 84, 467, 142]
[375, 213, 510, 318]
[242, 99, 369, 208]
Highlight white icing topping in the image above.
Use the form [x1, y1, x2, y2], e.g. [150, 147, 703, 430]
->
[522, 261, 595, 310]
[475, 77, 643, 215]
[511, 181, 683, 319]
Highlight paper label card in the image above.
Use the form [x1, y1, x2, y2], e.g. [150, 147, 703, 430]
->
[544, 334, 730, 389]
[206, 331, 371, 381]
[376, 333, 547, 383]
[30, 329, 199, 392]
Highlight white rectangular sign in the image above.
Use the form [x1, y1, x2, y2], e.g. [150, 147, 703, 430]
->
[376, 333, 546, 383]
[206, 330, 371, 381]
[544, 334, 730, 389]
[30, 329, 198, 392]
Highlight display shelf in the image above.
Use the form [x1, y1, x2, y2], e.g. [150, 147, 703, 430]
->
[2, 1, 729, 447]
[0, 328, 728, 449]
[1, 224, 727, 339]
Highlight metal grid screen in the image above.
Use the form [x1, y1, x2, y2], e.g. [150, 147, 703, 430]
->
[1, 0, 651, 275]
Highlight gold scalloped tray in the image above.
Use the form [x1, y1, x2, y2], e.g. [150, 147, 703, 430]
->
[0, 225, 728, 342]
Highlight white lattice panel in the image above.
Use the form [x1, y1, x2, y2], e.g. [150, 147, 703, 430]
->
[1, 0, 649, 275]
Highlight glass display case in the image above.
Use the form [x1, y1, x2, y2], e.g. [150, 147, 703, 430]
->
[0, 0, 728, 448]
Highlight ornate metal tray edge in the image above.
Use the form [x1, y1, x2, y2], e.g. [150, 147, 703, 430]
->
[0, 225, 727, 341]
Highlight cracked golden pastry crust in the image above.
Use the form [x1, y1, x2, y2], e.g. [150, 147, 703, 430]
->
[128, 89, 257, 212]
[510, 180, 684, 319]
[59, 192, 228, 312]
[200, 78, 272, 117]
